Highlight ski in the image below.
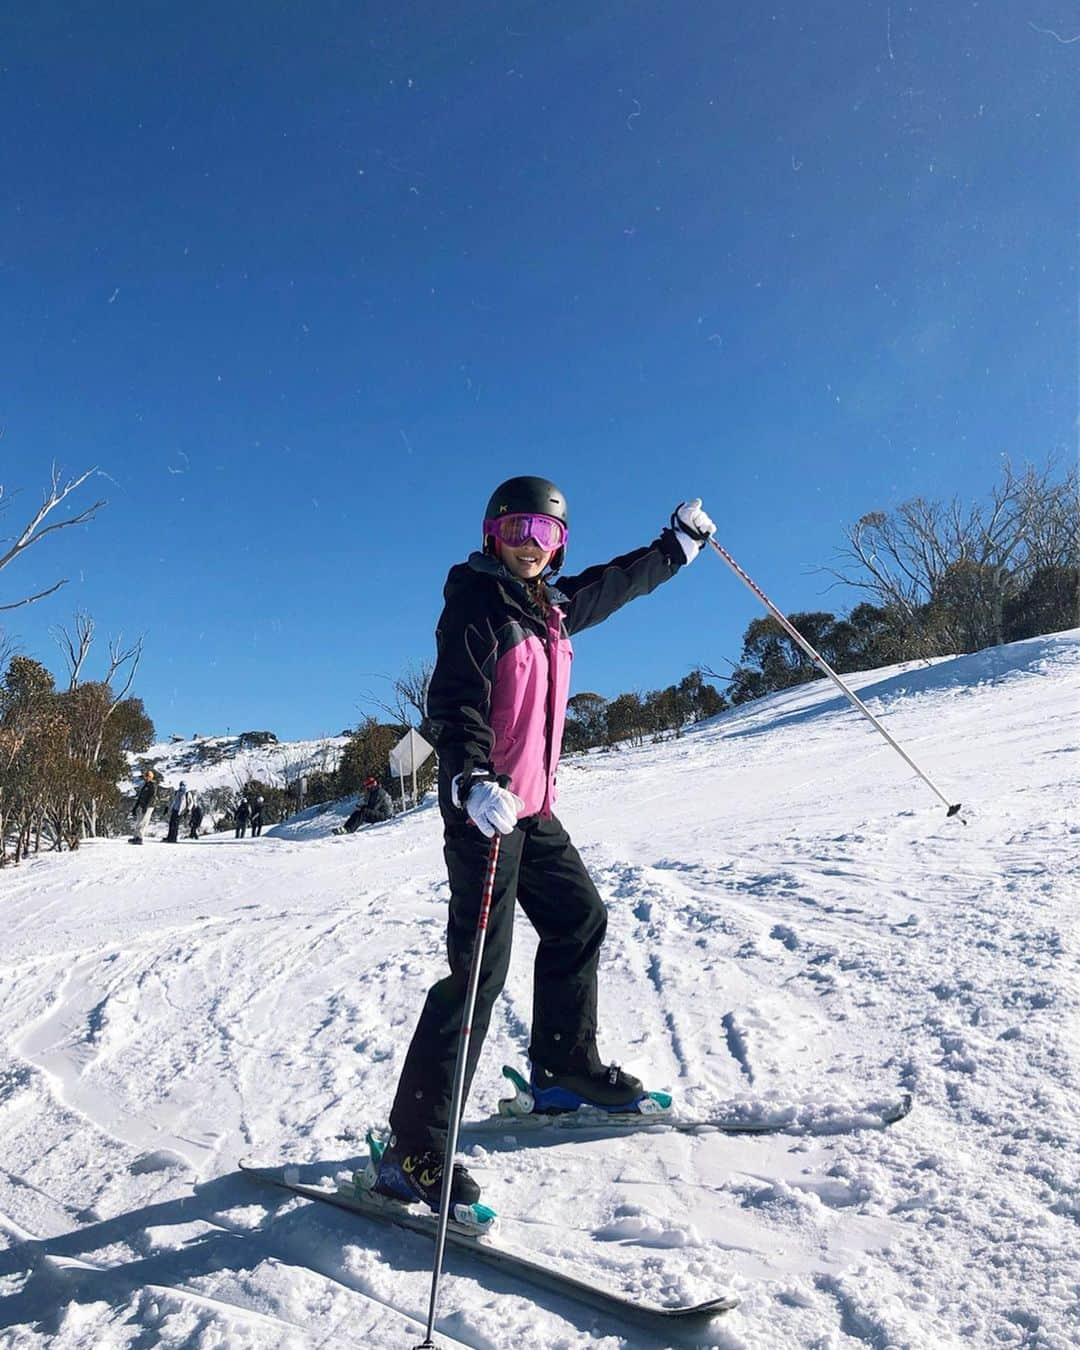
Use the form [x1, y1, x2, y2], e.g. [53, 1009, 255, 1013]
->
[240, 1159, 738, 1327]
[462, 1065, 913, 1137]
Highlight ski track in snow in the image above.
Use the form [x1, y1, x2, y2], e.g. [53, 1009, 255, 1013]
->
[0, 632, 1077, 1348]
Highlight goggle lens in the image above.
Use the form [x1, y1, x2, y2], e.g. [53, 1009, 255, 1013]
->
[485, 513, 567, 551]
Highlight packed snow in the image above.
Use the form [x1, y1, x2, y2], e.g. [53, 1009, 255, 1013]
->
[1, 631, 1077, 1349]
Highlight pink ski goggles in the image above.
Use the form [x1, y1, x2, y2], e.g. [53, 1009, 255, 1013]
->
[484, 513, 568, 551]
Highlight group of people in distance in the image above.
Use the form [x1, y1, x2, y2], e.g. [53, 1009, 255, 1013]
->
[128, 771, 395, 845]
[127, 772, 265, 843]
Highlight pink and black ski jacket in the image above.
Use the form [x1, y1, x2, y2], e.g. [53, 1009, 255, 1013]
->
[428, 532, 686, 823]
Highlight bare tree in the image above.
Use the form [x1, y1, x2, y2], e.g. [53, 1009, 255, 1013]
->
[1013, 460, 1080, 576]
[0, 465, 106, 612]
[269, 735, 344, 816]
[360, 659, 433, 730]
[103, 631, 143, 705]
[272, 740, 311, 793]
[53, 609, 142, 704]
[52, 609, 95, 688]
[823, 458, 1079, 652]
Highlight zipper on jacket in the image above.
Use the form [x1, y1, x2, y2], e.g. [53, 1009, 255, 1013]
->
[541, 608, 561, 816]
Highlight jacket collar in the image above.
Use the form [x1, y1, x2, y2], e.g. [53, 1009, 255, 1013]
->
[464, 552, 567, 611]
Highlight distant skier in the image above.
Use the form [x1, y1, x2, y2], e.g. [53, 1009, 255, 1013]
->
[370, 476, 716, 1217]
[234, 796, 251, 839]
[129, 770, 157, 844]
[188, 792, 204, 839]
[250, 795, 265, 837]
[164, 781, 189, 843]
[335, 776, 394, 834]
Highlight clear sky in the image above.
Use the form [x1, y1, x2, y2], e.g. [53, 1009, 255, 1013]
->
[2, 2, 1076, 740]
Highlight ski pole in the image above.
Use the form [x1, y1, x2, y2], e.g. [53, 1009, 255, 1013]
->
[706, 536, 963, 819]
[414, 828, 502, 1350]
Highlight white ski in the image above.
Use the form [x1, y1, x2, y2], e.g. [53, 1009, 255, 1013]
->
[240, 1158, 738, 1327]
[463, 1065, 913, 1136]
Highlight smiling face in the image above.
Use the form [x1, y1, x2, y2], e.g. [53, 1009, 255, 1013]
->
[496, 537, 554, 580]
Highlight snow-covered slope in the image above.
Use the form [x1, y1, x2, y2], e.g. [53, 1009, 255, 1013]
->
[133, 731, 348, 795]
[1, 631, 1077, 1349]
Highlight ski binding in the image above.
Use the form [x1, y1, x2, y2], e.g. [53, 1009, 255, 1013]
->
[497, 1064, 673, 1123]
[352, 1129, 498, 1235]
[471, 1064, 913, 1136]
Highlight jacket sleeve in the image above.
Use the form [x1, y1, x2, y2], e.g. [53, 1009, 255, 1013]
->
[558, 530, 686, 637]
[426, 596, 499, 789]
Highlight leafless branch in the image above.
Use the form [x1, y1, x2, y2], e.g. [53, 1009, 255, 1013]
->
[52, 610, 95, 689]
[104, 633, 143, 707]
[0, 465, 106, 609]
[698, 659, 740, 683]
[359, 659, 432, 729]
[0, 579, 67, 613]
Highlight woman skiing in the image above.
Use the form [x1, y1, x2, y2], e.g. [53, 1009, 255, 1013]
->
[373, 476, 715, 1217]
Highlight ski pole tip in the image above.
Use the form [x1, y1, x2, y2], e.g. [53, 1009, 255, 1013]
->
[946, 802, 966, 824]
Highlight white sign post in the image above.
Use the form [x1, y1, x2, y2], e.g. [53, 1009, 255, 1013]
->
[388, 728, 435, 810]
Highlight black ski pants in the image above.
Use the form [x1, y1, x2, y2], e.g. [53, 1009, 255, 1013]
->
[389, 813, 607, 1152]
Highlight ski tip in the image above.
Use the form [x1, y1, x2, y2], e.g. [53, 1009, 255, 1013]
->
[693, 1294, 741, 1315]
[239, 1159, 303, 1185]
[239, 1157, 280, 1174]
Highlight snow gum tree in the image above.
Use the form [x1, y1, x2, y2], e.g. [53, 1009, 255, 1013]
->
[0, 651, 153, 864]
[0, 657, 63, 864]
[827, 459, 1078, 655]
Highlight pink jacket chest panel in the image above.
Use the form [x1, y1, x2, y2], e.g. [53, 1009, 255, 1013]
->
[489, 606, 573, 817]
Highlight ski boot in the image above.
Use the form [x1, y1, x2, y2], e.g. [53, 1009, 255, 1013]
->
[356, 1131, 497, 1234]
[499, 1063, 672, 1121]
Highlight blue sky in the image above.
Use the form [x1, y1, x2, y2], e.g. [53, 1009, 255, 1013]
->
[2, 2, 1076, 740]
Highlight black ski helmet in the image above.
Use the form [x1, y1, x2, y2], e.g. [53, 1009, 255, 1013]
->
[483, 476, 568, 572]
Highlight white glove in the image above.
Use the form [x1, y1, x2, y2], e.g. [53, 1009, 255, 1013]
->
[670, 498, 716, 563]
[452, 774, 524, 836]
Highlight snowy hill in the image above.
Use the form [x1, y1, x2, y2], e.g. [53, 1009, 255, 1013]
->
[133, 730, 349, 795]
[1, 631, 1077, 1348]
